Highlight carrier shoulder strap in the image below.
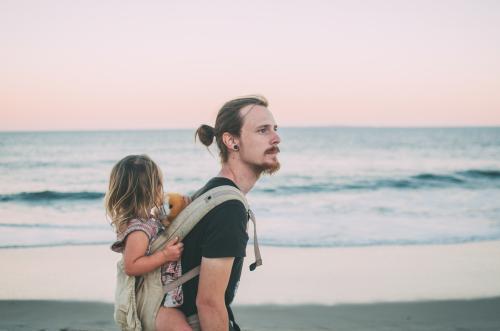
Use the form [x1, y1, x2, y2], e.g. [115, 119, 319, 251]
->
[149, 185, 262, 294]
[151, 185, 248, 252]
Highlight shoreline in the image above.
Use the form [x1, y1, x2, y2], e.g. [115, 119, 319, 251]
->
[238, 240, 500, 305]
[2, 238, 500, 250]
[2, 240, 500, 304]
[1, 298, 500, 331]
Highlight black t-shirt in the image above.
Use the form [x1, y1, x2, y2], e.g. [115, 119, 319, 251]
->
[179, 177, 249, 317]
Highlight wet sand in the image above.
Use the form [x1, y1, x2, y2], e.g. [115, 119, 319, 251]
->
[1, 298, 500, 331]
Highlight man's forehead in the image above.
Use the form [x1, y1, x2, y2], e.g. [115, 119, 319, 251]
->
[241, 105, 276, 128]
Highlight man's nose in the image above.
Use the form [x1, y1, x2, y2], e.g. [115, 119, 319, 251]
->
[271, 129, 281, 145]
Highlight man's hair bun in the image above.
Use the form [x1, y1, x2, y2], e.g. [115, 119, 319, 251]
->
[195, 124, 215, 146]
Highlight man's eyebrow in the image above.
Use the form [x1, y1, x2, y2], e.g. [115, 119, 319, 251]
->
[256, 124, 278, 129]
[256, 124, 270, 130]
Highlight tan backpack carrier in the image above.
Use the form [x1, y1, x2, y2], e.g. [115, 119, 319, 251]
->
[113, 185, 262, 331]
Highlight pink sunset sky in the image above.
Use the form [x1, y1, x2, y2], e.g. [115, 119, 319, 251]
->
[1, 0, 499, 131]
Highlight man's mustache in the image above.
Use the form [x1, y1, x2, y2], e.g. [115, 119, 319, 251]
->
[265, 146, 280, 154]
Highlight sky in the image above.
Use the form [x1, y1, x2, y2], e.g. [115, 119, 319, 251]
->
[1, 0, 499, 131]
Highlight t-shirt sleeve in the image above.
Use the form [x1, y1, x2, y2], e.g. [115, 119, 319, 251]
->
[201, 200, 249, 258]
[110, 219, 156, 253]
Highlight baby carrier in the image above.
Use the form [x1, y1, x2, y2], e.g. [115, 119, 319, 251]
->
[113, 185, 262, 331]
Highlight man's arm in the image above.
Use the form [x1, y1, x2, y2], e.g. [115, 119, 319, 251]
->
[196, 256, 234, 331]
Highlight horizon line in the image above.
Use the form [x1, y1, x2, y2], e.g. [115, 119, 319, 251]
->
[1, 124, 500, 133]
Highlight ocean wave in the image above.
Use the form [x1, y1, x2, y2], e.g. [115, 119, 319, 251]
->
[0, 241, 112, 249]
[1, 169, 498, 203]
[257, 168, 500, 194]
[0, 159, 116, 169]
[457, 169, 500, 179]
[250, 234, 500, 248]
[0, 191, 104, 202]
[2, 236, 499, 250]
[0, 223, 107, 229]
[410, 173, 464, 183]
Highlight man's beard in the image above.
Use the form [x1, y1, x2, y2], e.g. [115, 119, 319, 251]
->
[251, 161, 280, 176]
[253, 146, 281, 176]
[262, 160, 281, 175]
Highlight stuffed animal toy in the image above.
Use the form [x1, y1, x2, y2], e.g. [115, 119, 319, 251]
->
[151, 193, 191, 227]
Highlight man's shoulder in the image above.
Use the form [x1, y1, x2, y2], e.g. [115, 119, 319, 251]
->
[210, 199, 247, 216]
[192, 177, 240, 200]
[184, 177, 247, 233]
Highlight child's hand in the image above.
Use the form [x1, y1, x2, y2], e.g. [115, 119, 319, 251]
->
[161, 237, 184, 262]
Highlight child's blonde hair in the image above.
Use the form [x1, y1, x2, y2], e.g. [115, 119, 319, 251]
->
[105, 154, 164, 233]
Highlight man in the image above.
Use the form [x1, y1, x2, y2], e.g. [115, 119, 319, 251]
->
[179, 95, 280, 330]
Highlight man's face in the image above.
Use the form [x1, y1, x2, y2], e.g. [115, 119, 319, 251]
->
[237, 105, 281, 175]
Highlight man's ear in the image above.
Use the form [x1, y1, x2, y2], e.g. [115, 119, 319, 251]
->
[222, 132, 239, 150]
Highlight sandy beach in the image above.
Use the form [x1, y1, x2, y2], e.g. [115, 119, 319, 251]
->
[1, 241, 500, 330]
[1, 298, 500, 331]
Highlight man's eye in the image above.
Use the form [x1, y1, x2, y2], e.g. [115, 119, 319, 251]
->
[258, 128, 267, 133]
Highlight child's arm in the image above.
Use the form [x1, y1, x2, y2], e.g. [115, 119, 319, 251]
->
[123, 232, 183, 276]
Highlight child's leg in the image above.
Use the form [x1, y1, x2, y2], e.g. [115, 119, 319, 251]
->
[155, 307, 192, 331]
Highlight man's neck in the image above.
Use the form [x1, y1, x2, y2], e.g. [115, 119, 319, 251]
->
[217, 162, 259, 195]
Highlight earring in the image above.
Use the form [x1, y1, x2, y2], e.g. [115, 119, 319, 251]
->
[233, 145, 239, 151]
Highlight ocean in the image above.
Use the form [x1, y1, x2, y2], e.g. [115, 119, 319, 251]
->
[1, 127, 499, 249]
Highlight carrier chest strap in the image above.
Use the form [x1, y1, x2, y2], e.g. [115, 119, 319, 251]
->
[163, 265, 201, 293]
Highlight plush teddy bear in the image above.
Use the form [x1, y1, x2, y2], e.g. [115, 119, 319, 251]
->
[151, 193, 191, 227]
